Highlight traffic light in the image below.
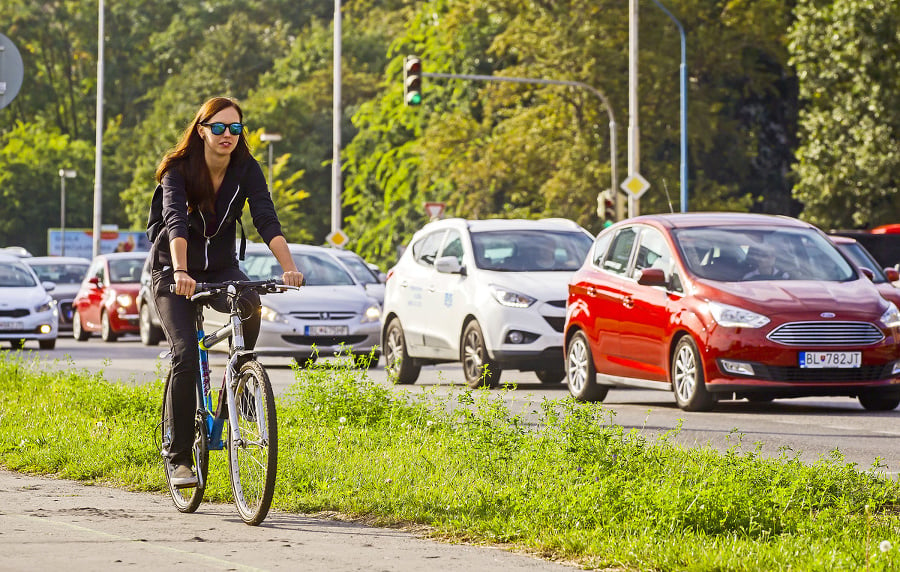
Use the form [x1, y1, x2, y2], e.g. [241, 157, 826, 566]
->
[404, 56, 422, 106]
[599, 189, 617, 227]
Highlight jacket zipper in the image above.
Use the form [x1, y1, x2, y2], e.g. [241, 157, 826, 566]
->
[201, 184, 241, 271]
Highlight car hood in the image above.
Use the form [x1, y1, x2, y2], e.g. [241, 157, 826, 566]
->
[259, 285, 379, 312]
[47, 284, 82, 299]
[700, 279, 890, 318]
[479, 270, 572, 302]
[0, 286, 51, 307]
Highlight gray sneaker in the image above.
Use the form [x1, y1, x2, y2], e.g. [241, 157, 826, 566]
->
[169, 462, 198, 488]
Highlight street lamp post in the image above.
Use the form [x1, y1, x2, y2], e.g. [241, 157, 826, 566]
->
[650, 0, 688, 212]
[259, 132, 282, 190]
[58, 169, 76, 256]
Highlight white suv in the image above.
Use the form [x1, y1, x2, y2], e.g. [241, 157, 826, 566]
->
[381, 218, 593, 387]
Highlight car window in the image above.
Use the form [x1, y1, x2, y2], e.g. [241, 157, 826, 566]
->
[109, 258, 144, 283]
[674, 226, 856, 282]
[87, 260, 105, 284]
[471, 230, 592, 271]
[838, 243, 888, 283]
[631, 227, 674, 279]
[440, 231, 464, 264]
[412, 231, 445, 267]
[603, 227, 638, 275]
[339, 255, 379, 285]
[590, 231, 614, 267]
[28, 263, 89, 283]
[0, 262, 37, 287]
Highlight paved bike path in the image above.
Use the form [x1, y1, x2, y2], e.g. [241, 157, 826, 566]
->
[0, 471, 576, 571]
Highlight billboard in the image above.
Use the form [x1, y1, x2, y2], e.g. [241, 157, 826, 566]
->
[47, 228, 151, 259]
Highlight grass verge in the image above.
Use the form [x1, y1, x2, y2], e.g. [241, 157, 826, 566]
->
[1, 351, 899, 570]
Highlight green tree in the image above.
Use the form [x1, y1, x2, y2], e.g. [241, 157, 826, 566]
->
[790, 0, 900, 229]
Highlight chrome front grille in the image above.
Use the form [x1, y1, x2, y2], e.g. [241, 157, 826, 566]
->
[767, 321, 884, 346]
[290, 311, 356, 321]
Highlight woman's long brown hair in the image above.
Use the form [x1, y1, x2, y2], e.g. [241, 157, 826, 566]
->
[155, 96, 252, 213]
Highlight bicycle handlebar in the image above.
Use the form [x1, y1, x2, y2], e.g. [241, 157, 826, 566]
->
[168, 278, 302, 300]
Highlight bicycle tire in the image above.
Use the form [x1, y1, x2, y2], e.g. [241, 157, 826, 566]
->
[161, 370, 208, 513]
[227, 360, 277, 525]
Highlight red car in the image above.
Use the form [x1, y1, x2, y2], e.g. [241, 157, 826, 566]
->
[72, 252, 148, 342]
[830, 235, 900, 307]
[564, 213, 900, 411]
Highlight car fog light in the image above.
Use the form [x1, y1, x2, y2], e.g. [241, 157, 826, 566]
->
[39, 324, 52, 334]
[505, 330, 538, 344]
[719, 359, 755, 376]
[117, 306, 127, 315]
[892, 361, 900, 375]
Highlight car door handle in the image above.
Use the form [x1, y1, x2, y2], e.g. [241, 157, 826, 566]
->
[622, 296, 634, 309]
[400, 280, 409, 288]
[428, 285, 436, 292]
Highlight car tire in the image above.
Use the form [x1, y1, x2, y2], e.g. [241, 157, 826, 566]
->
[293, 355, 318, 368]
[384, 319, 420, 384]
[100, 310, 118, 342]
[565, 331, 608, 401]
[39, 339, 56, 350]
[72, 311, 90, 341]
[140, 303, 164, 346]
[535, 368, 565, 384]
[672, 335, 714, 412]
[8, 339, 25, 350]
[461, 320, 501, 389]
[858, 391, 900, 411]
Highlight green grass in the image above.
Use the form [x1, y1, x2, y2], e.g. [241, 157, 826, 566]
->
[2, 350, 900, 570]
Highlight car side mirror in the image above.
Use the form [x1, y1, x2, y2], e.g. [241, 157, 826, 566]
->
[42, 281, 56, 292]
[859, 267, 875, 281]
[435, 256, 465, 275]
[885, 268, 900, 282]
[377, 272, 387, 284]
[89, 276, 101, 287]
[636, 267, 667, 287]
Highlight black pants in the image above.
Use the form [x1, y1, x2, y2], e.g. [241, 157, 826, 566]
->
[151, 265, 261, 464]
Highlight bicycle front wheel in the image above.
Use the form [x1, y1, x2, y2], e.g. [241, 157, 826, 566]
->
[161, 370, 208, 513]
[227, 360, 277, 525]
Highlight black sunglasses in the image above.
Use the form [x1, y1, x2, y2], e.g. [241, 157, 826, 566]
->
[200, 122, 243, 136]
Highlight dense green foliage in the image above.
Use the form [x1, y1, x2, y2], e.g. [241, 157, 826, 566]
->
[2, 352, 900, 570]
[0, 0, 890, 264]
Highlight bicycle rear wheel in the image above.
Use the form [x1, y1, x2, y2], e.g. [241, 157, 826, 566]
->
[161, 370, 208, 512]
[227, 360, 278, 525]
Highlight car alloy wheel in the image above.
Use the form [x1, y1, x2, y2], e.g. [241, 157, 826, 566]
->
[384, 318, 420, 384]
[565, 331, 608, 402]
[672, 336, 713, 411]
[461, 320, 501, 389]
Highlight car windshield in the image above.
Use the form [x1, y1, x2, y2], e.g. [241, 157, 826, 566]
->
[108, 258, 145, 283]
[339, 255, 379, 285]
[837, 242, 889, 283]
[673, 226, 857, 282]
[0, 262, 37, 287]
[241, 251, 355, 286]
[29, 263, 89, 284]
[471, 230, 592, 272]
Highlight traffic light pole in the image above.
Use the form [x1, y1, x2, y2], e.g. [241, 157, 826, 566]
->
[422, 71, 618, 217]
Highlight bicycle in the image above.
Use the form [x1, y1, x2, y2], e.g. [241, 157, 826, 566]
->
[158, 278, 298, 525]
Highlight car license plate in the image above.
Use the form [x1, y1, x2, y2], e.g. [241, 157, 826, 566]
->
[0, 320, 24, 330]
[305, 325, 349, 336]
[799, 351, 861, 368]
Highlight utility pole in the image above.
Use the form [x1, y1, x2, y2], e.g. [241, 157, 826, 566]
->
[92, 0, 105, 257]
[628, 0, 640, 218]
[331, 0, 342, 236]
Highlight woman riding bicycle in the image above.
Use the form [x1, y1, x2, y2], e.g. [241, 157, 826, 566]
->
[149, 96, 304, 487]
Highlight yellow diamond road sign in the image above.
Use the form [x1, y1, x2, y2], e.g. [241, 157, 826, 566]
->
[620, 173, 651, 199]
[326, 229, 349, 248]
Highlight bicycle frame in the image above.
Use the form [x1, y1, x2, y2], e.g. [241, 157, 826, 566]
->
[192, 285, 269, 481]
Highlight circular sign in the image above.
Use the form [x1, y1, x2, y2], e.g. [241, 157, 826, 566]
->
[0, 33, 24, 110]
